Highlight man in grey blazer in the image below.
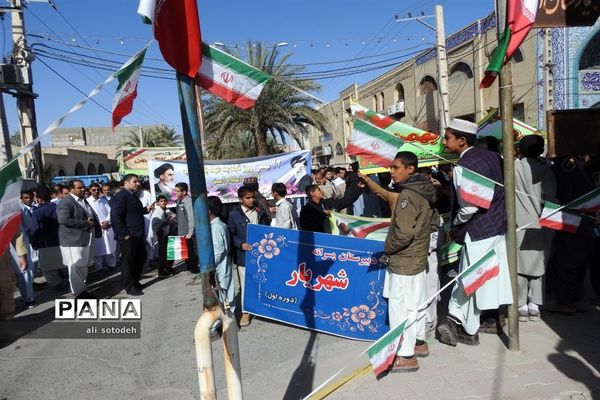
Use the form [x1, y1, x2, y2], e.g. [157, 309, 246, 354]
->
[57, 179, 100, 298]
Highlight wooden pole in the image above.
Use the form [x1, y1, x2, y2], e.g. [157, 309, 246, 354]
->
[497, 0, 519, 351]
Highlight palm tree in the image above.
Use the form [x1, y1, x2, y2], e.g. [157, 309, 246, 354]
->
[124, 125, 182, 147]
[204, 42, 327, 156]
[206, 131, 282, 159]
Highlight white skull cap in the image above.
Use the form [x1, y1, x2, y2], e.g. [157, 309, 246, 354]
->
[447, 118, 478, 135]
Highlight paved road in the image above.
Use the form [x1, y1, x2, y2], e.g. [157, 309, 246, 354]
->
[1, 266, 598, 400]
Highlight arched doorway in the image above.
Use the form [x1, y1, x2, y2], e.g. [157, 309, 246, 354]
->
[395, 83, 405, 102]
[87, 163, 97, 175]
[75, 162, 85, 175]
[419, 75, 438, 132]
[98, 163, 106, 174]
[576, 28, 600, 108]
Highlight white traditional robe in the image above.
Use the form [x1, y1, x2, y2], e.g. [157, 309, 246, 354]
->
[87, 196, 116, 257]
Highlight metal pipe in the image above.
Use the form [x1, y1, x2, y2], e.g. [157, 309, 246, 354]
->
[194, 305, 243, 400]
[221, 310, 243, 400]
[175, 72, 218, 309]
[194, 309, 220, 400]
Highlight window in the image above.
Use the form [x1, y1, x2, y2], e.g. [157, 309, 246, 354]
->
[510, 48, 524, 63]
[449, 62, 473, 84]
[372, 95, 378, 110]
[580, 31, 600, 70]
[420, 75, 438, 94]
[395, 83, 405, 102]
[379, 92, 385, 111]
[336, 143, 344, 156]
[513, 103, 525, 121]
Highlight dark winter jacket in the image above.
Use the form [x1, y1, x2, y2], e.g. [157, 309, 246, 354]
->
[384, 174, 439, 276]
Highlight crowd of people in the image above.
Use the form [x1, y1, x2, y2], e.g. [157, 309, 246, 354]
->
[0, 118, 598, 376]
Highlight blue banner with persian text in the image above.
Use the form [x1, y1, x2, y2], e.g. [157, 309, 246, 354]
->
[244, 225, 390, 341]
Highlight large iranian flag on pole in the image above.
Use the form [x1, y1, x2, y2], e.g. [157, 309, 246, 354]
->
[457, 166, 496, 209]
[0, 159, 23, 255]
[366, 319, 407, 376]
[197, 43, 270, 110]
[138, 0, 202, 78]
[564, 187, 600, 213]
[461, 249, 500, 296]
[112, 49, 147, 131]
[539, 201, 581, 233]
[480, 0, 538, 88]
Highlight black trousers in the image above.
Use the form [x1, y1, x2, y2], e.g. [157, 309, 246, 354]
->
[119, 237, 147, 290]
[157, 233, 174, 274]
[186, 237, 199, 273]
[547, 221, 594, 305]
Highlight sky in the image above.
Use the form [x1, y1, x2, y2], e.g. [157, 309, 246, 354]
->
[1, 0, 496, 145]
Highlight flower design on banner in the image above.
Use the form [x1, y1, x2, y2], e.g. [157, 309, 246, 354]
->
[258, 238, 280, 259]
[313, 281, 386, 334]
[250, 233, 287, 284]
[350, 305, 376, 326]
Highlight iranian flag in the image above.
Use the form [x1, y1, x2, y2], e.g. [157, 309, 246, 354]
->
[138, 0, 202, 78]
[0, 158, 23, 255]
[197, 43, 270, 110]
[347, 119, 405, 167]
[112, 49, 147, 131]
[167, 236, 189, 261]
[457, 166, 496, 209]
[461, 249, 500, 296]
[366, 319, 407, 376]
[539, 201, 581, 233]
[329, 212, 390, 241]
[564, 187, 600, 213]
[480, 0, 538, 88]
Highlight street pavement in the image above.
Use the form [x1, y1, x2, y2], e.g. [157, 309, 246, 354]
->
[0, 265, 598, 400]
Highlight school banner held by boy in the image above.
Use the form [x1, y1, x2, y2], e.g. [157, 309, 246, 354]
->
[243, 225, 390, 341]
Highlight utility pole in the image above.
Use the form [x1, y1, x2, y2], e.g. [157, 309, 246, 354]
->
[396, 5, 450, 134]
[542, 28, 554, 128]
[11, 0, 43, 182]
[0, 93, 12, 163]
[497, 0, 519, 352]
[435, 5, 451, 134]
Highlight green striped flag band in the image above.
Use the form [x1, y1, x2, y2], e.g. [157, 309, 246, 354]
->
[198, 43, 270, 110]
[366, 319, 407, 376]
[167, 236, 189, 261]
[539, 201, 581, 233]
[458, 166, 495, 209]
[476, 107, 540, 140]
[348, 104, 456, 172]
[0, 158, 23, 255]
[460, 249, 500, 296]
[564, 187, 600, 213]
[329, 212, 390, 241]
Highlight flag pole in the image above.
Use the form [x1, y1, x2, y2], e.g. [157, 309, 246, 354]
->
[497, 0, 520, 351]
[175, 72, 219, 309]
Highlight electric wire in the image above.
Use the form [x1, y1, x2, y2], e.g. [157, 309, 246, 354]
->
[48, 3, 178, 128]
[36, 56, 135, 127]
[25, 5, 178, 128]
